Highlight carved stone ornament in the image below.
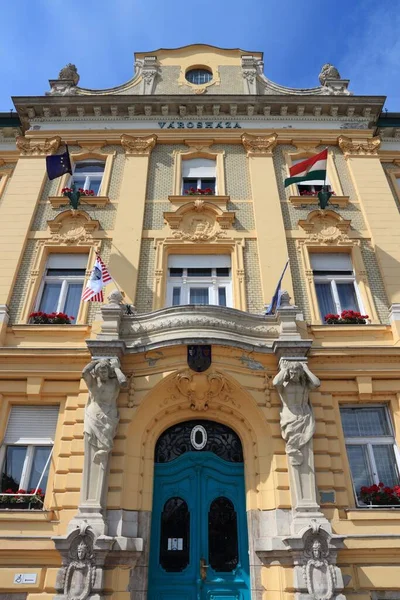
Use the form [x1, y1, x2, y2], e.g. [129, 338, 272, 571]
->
[298, 210, 351, 245]
[166, 370, 239, 411]
[120, 133, 157, 155]
[164, 201, 235, 242]
[319, 64, 341, 86]
[241, 133, 278, 156]
[47, 210, 100, 245]
[16, 135, 61, 156]
[59, 63, 80, 85]
[338, 135, 381, 156]
[273, 360, 320, 465]
[62, 525, 96, 600]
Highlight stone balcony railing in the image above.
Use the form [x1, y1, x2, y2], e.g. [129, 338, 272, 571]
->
[87, 294, 312, 359]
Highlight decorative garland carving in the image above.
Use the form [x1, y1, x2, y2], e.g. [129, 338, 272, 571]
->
[338, 135, 381, 156]
[163, 370, 240, 411]
[241, 132, 278, 156]
[47, 210, 100, 245]
[298, 209, 351, 245]
[164, 200, 235, 242]
[120, 133, 157, 155]
[16, 135, 61, 156]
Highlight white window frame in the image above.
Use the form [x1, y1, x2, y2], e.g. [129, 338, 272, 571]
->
[0, 444, 53, 493]
[35, 254, 88, 317]
[341, 405, 400, 506]
[70, 160, 105, 196]
[181, 158, 217, 194]
[313, 274, 365, 315]
[166, 256, 232, 308]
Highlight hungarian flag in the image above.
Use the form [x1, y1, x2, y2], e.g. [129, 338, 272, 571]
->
[284, 149, 328, 188]
[81, 254, 112, 302]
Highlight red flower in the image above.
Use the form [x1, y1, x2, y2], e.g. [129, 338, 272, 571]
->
[4, 488, 14, 494]
[17, 489, 26, 495]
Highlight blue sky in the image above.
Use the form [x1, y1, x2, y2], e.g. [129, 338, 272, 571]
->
[0, 0, 399, 111]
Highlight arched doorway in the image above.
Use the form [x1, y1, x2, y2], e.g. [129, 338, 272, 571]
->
[148, 420, 250, 600]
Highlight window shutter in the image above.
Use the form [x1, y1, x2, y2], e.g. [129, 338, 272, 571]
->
[168, 255, 231, 268]
[182, 158, 216, 178]
[310, 253, 352, 271]
[47, 254, 88, 269]
[3, 406, 59, 445]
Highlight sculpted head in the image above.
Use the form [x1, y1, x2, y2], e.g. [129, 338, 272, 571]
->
[77, 540, 88, 560]
[312, 539, 322, 559]
[94, 359, 111, 382]
[284, 362, 304, 384]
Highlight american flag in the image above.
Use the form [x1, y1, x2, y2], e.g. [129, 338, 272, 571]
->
[81, 254, 112, 302]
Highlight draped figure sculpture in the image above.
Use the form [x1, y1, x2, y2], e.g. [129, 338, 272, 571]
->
[273, 360, 320, 466]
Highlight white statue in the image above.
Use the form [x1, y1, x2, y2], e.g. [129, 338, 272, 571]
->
[273, 360, 320, 466]
[63, 537, 95, 600]
[303, 535, 337, 600]
[82, 358, 127, 464]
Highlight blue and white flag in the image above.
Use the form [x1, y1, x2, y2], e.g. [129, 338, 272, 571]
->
[265, 259, 289, 315]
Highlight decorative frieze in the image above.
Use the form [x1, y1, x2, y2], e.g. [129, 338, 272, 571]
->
[120, 133, 157, 155]
[16, 135, 61, 156]
[241, 132, 278, 156]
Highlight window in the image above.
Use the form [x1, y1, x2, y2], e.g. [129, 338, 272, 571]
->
[185, 68, 212, 85]
[292, 158, 332, 195]
[340, 406, 400, 502]
[182, 158, 216, 194]
[166, 255, 232, 307]
[71, 160, 105, 196]
[36, 254, 88, 321]
[311, 253, 363, 321]
[0, 406, 59, 496]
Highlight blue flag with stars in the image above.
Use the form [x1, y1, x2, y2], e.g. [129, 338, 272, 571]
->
[46, 146, 72, 180]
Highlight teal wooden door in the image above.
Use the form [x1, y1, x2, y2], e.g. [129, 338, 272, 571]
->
[148, 422, 250, 600]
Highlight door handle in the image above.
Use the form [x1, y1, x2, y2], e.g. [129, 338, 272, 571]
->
[200, 557, 209, 581]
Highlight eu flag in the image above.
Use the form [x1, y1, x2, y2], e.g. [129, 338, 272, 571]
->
[46, 147, 72, 180]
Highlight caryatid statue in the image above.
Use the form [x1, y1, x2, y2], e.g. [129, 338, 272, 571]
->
[273, 360, 320, 466]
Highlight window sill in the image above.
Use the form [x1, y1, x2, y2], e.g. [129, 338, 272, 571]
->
[169, 194, 231, 208]
[49, 195, 110, 208]
[0, 508, 56, 521]
[345, 507, 400, 520]
[288, 195, 349, 207]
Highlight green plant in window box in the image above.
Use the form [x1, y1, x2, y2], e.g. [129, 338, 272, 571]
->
[0, 488, 45, 509]
[324, 310, 368, 325]
[61, 185, 95, 209]
[360, 483, 400, 506]
[29, 312, 74, 325]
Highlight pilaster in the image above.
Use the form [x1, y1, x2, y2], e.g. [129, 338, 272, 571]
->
[338, 134, 400, 305]
[241, 133, 293, 303]
[0, 136, 61, 306]
[108, 134, 157, 303]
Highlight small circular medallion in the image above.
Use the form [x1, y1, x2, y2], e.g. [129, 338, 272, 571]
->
[190, 425, 207, 450]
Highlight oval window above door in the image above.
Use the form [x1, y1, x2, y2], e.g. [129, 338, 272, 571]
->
[155, 420, 243, 463]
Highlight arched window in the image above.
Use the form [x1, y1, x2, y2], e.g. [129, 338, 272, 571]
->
[71, 160, 105, 196]
[182, 158, 216, 195]
[208, 497, 239, 572]
[159, 497, 190, 572]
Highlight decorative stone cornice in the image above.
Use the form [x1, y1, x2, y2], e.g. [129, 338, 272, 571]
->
[241, 132, 278, 156]
[120, 133, 157, 155]
[16, 135, 61, 156]
[338, 134, 381, 157]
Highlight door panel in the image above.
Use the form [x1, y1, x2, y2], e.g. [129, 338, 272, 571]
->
[149, 451, 250, 600]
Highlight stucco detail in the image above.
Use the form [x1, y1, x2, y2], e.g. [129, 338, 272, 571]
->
[135, 239, 156, 313]
[243, 239, 264, 313]
[287, 239, 312, 321]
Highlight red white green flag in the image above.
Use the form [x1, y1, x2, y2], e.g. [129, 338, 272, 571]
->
[284, 149, 328, 188]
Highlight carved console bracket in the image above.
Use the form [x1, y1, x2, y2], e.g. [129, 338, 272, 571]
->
[338, 135, 381, 157]
[16, 135, 61, 156]
[283, 520, 347, 600]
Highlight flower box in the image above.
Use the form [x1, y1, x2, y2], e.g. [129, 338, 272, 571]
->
[359, 482, 400, 506]
[0, 502, 34, 510]
[184, 187, 214, 196]
[0, 488, 44, 510]
[324, 310, 368, 325]
[29, 312, 75, 325]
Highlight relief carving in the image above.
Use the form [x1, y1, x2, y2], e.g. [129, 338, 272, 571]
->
[120, 133, 157, 155]
[16, 135, 61, 156]
[338, 135, 381, 156]
[164, 370, 239, 411]
[298, 210, 351, 245]
[241, 132, 278, 156]
[47, 210, 100, 245]
[63, 527, 96, 600]
[164, 201, 235, 242]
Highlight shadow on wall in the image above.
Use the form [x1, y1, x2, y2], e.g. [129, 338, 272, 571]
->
[108, 246, 138, 306]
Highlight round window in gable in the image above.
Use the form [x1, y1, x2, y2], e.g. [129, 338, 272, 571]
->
[185, 68, 212, 86]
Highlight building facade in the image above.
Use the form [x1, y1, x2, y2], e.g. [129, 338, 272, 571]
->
[0, 44, 400, 600]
